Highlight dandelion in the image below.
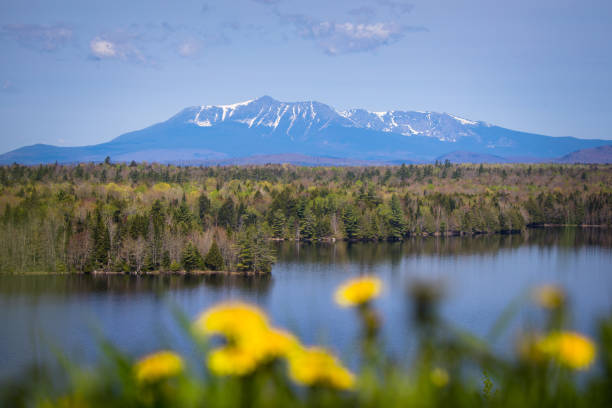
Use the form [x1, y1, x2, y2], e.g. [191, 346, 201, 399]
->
[430, 367, 450, 387]
[135, 351, 184, 383]
[538, 331, 596, 370]
[533, 285, 566, 309]
[208, 346, 259, 376]
[208, 328, 301, 377]
[287, 347, 355, 390]
[334, 276, 382, 307]
[246, 328, 301, 361]
[193, 301, 269, 340]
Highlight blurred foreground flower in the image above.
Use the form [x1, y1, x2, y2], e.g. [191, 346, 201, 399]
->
[539, 331, 596, 370]
[287, 347, 355, 390]
[520, 331, 596, 370]
[208, 346, 259, 376]
[334, 276, 382, 307]
[430, 367, 449, 387]
[135, 351, 184, 383]
[533, 285, 566, 310]
[207, 328, 300, 376]
[193, 301, 269, 340]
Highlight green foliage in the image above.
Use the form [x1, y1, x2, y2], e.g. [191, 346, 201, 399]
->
[181, 242, 203, 272]
[1, 163, 611, 273]
[236, 226, 276, 274]
[203, 240, 224, 271]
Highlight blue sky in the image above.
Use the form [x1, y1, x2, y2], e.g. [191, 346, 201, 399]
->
[0, 0, 611, 153]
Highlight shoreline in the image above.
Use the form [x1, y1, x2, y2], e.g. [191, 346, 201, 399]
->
[3, 225, 608, 276]
[269, 224, 609, 243]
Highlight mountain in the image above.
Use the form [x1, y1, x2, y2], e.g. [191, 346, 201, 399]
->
[556, 145, 612, 164]
[1, 96, 610, 165]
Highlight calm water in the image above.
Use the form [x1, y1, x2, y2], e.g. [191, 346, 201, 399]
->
[0, 228, 611, 380]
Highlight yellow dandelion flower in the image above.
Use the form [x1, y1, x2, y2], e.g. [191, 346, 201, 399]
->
[194, 301, 269, 340]
[134, 351, 184, 383]
[533, 285, 565, 309]
[538, 331, 596, 370]
[334, 276, 382, 307]
[246, 328, 301, 361]
[287, 347, 355, 390]
[207, 327, 300, 376]
[430, 367, 450, 387]
[208, 346, 259, 376]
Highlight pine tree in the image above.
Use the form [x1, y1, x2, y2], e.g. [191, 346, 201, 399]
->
[388, 194, 406, 240]
[272, 209, 286, 238]
[203, 240, 224, 271]
[218, 198, 235, 228]
[161, 251, 171, 271]
[198, 193, 211, 224]
[181, 242, 203, 272]
[92, 208, 110, 269]
[300, 208, 316, 241]
[342, 205, 360, 240]
[236, 227, 275, 274]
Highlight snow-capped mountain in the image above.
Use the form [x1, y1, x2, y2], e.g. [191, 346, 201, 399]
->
[168, 96, 483, 142]
[177, 96, 354, 140]
[1, 96, 609, 165]
[339, 109, 482, 141]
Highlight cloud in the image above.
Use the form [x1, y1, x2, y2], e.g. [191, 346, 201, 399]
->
[1, 24, 73, 52]
[251, 0, 280, 4]
[177, 39, 202, 57]
[88, 28, 155, 64]
[90, 38, 117, 58]
[280, 13, 425, 55]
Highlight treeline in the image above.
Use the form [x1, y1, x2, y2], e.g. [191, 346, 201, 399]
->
[0, 161, 610, 273]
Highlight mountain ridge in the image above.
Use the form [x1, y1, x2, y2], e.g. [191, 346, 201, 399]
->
[1, 96, 610, 165]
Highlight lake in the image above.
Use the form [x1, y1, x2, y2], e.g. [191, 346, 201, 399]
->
[0, 227, 611, 380]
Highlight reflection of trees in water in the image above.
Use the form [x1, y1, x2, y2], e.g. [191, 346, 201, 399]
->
[0, 273, 273, 297]
[528, 227, 612, 249]
[274, 228, 610, 266]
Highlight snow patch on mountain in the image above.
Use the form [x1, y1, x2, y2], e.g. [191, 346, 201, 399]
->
[186, 96, 487, 142]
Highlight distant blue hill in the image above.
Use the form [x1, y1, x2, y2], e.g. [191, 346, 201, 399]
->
[1, 96, 610, 165]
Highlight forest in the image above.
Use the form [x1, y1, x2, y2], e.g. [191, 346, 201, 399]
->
[0, 161, 610, 274]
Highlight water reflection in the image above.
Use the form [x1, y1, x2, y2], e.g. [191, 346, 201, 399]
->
[0, 273, 273, 298]
[0, 227, 610, 381]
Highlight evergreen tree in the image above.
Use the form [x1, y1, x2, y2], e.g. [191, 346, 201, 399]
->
[272, 209, 286, 238]
[388, 194, 406, 240]
[198, 193, 211, 223]
[218, 198, 235, 229]
[203, 240, 224, 271]
[181, 242, 203, 272]
[161, 250, 171, 271]
[300, 208, 316, 241]
[236, 227, 275, 274]
[342, 205, 360, 240]
[92, 208, 110, 269]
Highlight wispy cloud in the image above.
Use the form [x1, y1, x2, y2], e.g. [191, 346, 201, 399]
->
[247, 0, 425, 55]
[1, 24, 73, 52]
[177, 38, 202, 57]
[279, 13, 425, 55]
[88, 25, 171, 64]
